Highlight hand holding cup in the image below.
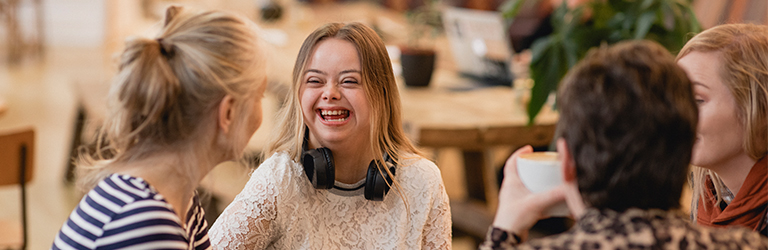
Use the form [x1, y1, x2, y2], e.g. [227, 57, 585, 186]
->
[492, 146, 568, 241]
[516, 151, 570, 217]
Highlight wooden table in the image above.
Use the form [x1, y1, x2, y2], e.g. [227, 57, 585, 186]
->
[400, 70, 558, 204]
[398, 68, 558, 239]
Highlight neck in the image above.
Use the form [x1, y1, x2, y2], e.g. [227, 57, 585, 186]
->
[113, 149, 220, 224]
[308, 132, 374, 184]
[564, 180, 587, 218]
[708, 154, 757, 196]
[327, 143, 374, 185]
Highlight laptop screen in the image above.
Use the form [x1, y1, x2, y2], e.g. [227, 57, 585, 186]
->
[442, 7, 515, 86]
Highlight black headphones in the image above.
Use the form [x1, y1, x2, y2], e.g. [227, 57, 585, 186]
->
[301, 131, 396, 201]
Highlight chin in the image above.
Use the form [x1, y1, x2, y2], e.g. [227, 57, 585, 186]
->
[690, 153, 703, 167]
[319, 134, 349, 144]
[690, 157, 715, 170]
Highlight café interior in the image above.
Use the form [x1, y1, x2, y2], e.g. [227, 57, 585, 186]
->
[0, 0, 766, 249]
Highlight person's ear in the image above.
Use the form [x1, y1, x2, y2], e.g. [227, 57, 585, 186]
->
[557, 137, 587, 217]
[557, 138, 577, 182]
[218, 95, 236, 134]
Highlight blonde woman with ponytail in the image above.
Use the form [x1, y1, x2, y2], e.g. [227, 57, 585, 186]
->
[676, 23, 768, 235]
[52, 6, 267, 249]
[209, 22, 452, 249]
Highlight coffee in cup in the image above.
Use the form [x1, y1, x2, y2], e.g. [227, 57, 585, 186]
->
[516, 152, 569, 217]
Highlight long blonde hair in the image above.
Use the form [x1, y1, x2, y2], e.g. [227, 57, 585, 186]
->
[264, 22, 421, 202]
[676, 23, 768, 218]
[77, 6, 266, 191]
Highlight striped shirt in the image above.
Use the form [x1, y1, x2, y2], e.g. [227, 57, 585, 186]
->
[52, 174, 212, 250]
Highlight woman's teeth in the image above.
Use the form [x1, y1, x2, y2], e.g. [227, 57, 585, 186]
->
[321, 110, 349, 122]
[321, 110, 348, 116]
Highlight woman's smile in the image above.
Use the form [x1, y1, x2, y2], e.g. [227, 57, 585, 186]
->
[318, 108, 351, 123]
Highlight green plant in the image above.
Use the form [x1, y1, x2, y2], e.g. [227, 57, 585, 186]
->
[404, 0, 443, 50]
[501, 0, 701, 124]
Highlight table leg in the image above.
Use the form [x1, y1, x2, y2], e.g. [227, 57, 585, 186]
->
[462, 150, 487, 202]
[455, 149, 500, 242]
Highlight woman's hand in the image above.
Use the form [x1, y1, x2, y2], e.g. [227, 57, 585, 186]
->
[491, 145, 567, 241]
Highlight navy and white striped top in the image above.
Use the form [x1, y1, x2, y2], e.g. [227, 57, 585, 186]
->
[52, 174, 211, 250]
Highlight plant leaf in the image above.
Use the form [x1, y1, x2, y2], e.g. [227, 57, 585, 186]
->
[530, 36, 553, 64]
[527, 36, 568, 125]
[500, 0, 532, 19]
[640, 0, 655, 10]
[562, 38, 579, 67]
[634, 11, 656, 39]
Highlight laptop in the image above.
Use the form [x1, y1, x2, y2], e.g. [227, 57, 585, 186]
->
[442, 7, 515, 87]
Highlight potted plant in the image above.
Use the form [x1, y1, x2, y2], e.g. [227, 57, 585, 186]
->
[501, 0, 701, 123]
[400, 0, 443, 87]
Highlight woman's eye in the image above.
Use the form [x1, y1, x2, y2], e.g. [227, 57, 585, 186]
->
[342, 79, 358, 84]
[695, 98, 704, 105]
[306, 78, 321, 84]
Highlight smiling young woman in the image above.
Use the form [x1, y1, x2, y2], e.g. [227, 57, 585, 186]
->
[676, 23, 768, 236]
[208, 22, 452, 249]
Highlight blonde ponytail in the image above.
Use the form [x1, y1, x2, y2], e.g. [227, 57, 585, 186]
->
[77, 6, 266, 191]
[108, 37, 185, 152]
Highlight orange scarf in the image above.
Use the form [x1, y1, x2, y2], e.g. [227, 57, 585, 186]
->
[697, 157, 768, 231]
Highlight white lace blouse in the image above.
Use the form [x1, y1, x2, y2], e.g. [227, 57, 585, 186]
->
[209, 151, 452, 249]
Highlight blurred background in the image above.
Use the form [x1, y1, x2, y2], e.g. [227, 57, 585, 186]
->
[0, 0, 766, 249]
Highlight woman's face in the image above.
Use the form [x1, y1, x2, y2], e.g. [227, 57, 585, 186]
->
[677, 51, 746, 169]
[299, 38, 370, 148]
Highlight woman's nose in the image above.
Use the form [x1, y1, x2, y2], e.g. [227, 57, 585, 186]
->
[321, 83, 341, 100]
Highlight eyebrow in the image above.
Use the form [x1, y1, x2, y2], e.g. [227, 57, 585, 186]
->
[305, 69, 326, 75]
[693, 82, 711, 89]
[304, 69, 361, 75]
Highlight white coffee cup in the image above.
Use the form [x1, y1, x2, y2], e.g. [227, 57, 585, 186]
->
[516, 152, 569, 217]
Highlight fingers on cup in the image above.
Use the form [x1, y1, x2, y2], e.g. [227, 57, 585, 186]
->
[505, 145, 533, 177]
[534, 185, 567, 214]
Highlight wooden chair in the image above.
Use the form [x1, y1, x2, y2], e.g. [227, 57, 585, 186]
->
[0, 128, 34, 250]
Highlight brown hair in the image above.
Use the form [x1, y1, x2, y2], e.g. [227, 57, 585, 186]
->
[78, 6, 266, 190]
[558, 40, 698, 212]
[676, 23, 768, 216]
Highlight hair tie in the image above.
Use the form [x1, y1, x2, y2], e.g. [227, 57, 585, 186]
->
[157, 38, 174, 57]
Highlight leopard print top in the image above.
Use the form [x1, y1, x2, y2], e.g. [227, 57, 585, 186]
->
[481, 208, 768, 249]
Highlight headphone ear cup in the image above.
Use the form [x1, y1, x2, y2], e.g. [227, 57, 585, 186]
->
[302, 147, 335, 189]
[364, 159, 395, 201]
[364, 161, 384, 201]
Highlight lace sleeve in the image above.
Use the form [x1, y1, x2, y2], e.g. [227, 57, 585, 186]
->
[209, 163, 279, 250]
[420, 161, 453, 249]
